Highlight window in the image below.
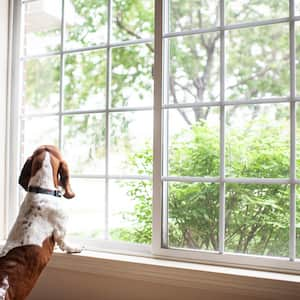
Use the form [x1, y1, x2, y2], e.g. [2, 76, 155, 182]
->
[7, 0, 300, 272]
[17, 0, 154, 251]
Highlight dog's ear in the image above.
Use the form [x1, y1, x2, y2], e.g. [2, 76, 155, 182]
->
[18, 157, 33, 191]
[58, 161, 75, 199]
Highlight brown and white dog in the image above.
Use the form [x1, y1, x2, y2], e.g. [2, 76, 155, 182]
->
[0, 145, 81, 300]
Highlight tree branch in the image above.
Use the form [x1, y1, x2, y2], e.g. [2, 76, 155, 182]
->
[115, 15, 154, 53]
[169, 76, 192, 126]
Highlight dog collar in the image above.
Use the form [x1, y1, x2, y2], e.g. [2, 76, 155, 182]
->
[28, 186, 62, 198]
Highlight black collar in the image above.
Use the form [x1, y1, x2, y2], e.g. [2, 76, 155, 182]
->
[28, 186, 62, 198]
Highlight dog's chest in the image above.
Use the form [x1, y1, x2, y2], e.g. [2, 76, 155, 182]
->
[0, 194, 67, 257]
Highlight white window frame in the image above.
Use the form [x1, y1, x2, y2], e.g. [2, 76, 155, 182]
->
[152, 0, 300, 273]
[5, 0, 300, 273]
[0, 0, 10, 240]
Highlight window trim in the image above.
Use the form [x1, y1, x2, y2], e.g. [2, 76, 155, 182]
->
[5, 0, 300, 274]
[0, 0, 10, 240]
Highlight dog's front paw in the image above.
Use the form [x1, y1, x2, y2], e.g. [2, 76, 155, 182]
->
[66, 245, 84, 254]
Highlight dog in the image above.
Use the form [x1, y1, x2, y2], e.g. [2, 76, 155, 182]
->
[0, 145, 81, 300]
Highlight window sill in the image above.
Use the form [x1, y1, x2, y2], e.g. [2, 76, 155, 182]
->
[49, 250, 300, 299]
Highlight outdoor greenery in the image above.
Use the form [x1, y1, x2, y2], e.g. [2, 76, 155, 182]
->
[23, 0, 300, 257]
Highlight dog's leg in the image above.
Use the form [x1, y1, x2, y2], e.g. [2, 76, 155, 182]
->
[53, 230, 83, 254]
[0, 276, 9, 300]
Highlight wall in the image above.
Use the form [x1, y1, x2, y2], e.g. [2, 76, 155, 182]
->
[29, 267, 273, 300]
[0, 0, 9, 239]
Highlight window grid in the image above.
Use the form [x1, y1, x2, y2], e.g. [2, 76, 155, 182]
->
[14, 0, 300, 271]
[159, 0, 298, 262]
[19, 0, 153, 242]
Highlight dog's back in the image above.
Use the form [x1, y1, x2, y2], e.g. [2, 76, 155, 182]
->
[0, 236, 55, 300]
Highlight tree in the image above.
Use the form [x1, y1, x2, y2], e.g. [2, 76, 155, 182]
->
[119, 118, 290, 256]
[24, 0, 300, 256]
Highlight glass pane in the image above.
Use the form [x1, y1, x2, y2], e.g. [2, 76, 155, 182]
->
[109, 111, 153, 175]
[297, 22, 300, 96]
[297, 2, 300, 16]
[109, 179, 152, 244]
[111, 44, 153, 108]
[296, 103, 300, 178]
[64, 0, 107, 49]
[64, 50, 106, 111]
[226, 184, 289, 257]
[63, 114, 105, 175]
[22, 116, 59, 158]
[167, 107, 219, 177]
[225, 104, 290, 178]
[112, 0, 154, 42]
[23, 56, 60, 114]
[226, 24, 289, 101]
[65, 179, 105, 239]
[297, 186, 300, 258]
[225, 1, 289, 24]
[23, 0, 61, 56]
[167, 33, 220, 104]
[169, 0, 219, 33]
[168, 182, 219, 251]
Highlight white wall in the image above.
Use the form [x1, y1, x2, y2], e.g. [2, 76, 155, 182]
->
[0, 0, 9, 239]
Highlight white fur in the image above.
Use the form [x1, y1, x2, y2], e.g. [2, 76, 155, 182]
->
[0, 276, 9, 300]
[0, 152, 81, 257]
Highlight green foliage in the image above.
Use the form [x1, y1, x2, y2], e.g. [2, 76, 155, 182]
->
[120, 120, 291, 256]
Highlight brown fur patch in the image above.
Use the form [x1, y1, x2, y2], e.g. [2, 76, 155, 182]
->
[18, 145, 75, 199]
[0, 236, 55, 300]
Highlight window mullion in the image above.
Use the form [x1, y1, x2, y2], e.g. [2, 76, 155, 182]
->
[58, 0, 65, 150]
[219, 0, 226, 254]
[289, 0, 296, 261]
[104, 0, 113, 241]
[152, 0, 164, 254]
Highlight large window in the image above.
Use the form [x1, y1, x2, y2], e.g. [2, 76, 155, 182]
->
[9, 0, 300, 271]
[19, 0, 154, 247]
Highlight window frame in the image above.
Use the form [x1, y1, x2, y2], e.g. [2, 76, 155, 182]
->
[14, 0, 154, 252]
[153, 0, 300, 273]
[5, 0, 300, 273]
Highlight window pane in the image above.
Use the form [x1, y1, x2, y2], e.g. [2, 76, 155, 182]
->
[64, 0, 107, 49]
[297, 103, 300, 178]
[65, 178, 105, 239]
[112, 0, 154, 42]
[225, 104, 290, 178]
[225, 1, 289, 24]
[64, 50, 106, 111]
[226, 184, 289, 257]
[169, 0, 219, 33]
[226, 24, 289, 101]
[23, 0, 61, 56]
[297, 186, 300, 258]
[23, 56, 60, 114]
[109, 179, 152, 244]
[167, 182, 219, 251]
[111, 44, 153, 108]
[109, 111, 153, 175]
[167, 108, 219, 177]
[296, 22, 300, 96]
[167, 33, 220, 105]
[296, 2, 300, 16]
[63, 114, 105, 175]
[22, 116, 59, 158]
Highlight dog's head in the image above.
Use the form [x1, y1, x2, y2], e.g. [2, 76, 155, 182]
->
[18, 145, 75, 199]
